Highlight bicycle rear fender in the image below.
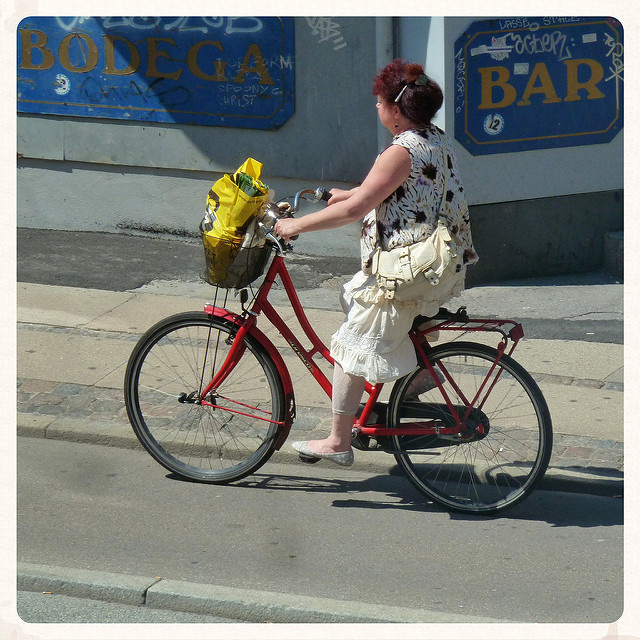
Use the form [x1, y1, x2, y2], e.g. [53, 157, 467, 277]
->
[205, 305, 295, 449]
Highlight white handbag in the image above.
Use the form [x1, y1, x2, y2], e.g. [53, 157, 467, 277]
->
[371, 148, 461, 302]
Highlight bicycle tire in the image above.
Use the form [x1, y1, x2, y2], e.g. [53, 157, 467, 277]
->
[124, 311, 286, 483]
[388, 341, 552, 515]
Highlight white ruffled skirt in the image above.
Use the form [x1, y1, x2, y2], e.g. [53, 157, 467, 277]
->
[329, 270, 465, 383]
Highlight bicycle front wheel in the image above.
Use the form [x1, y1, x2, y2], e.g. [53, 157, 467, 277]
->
[124, 311, 286, 483]
[388, 341, 552, 515]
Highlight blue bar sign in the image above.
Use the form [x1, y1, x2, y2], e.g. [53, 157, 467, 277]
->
[454, 17, 623, 155]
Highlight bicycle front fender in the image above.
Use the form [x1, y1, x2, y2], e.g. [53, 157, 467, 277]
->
[206, 305, 296, 449]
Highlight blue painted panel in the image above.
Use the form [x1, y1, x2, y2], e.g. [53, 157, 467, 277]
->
[454, 17, 623, 155]
[17, 17, 295, 129]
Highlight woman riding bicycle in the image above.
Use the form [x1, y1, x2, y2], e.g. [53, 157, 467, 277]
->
[275, 59, 478, 467]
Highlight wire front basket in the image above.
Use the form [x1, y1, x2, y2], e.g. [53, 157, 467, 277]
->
[201, 232, 273, 289]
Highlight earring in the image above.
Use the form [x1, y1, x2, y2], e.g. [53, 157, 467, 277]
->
[394, 122, 399, 129]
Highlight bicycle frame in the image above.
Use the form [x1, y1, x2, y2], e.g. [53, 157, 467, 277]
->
[201, 248, 526, 450]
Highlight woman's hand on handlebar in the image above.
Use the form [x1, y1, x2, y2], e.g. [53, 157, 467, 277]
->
[273, 185, 356, 241]
[274, 216, 301, 243]
[325, 187, 358, 206]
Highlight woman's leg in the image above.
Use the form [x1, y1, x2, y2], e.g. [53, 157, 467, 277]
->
[306, 363, 365, 453]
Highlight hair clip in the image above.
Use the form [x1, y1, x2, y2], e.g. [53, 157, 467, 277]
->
[394, 74, 429, 102]
[394, 85, 408, 103]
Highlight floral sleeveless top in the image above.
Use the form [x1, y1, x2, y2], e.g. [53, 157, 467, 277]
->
[361, 126, 478, 273]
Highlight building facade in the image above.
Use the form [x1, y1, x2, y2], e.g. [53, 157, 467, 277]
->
[17, 16, 623, 284]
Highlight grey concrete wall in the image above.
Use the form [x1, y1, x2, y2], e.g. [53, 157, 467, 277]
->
[465, 190, 623, 284]
[17, 17, 378, 233]
[16, 155, 363, 263]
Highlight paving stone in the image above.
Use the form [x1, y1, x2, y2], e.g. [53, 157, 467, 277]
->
[18, 379, 59, 393]
[17, 391, 35, 403]
[16, 377, 624, 478]
[34, 404, 66, 416]
[88, 399, 126, 414]
[52, 383, 85, 396]
[590, 448, 624, 464]
[563, 446, 593, 460]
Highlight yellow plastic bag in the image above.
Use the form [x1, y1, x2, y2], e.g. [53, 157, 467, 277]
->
[205, 157, 269, 231]
[202, 158, 270, 286]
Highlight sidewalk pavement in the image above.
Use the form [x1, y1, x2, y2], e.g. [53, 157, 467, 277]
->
[17, 279, 623, 492]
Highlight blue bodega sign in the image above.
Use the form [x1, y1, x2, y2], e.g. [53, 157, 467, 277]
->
[454, 17, 623, 155]
[17, 17, 295, 129]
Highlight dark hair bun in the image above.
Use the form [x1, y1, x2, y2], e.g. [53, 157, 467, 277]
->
[404, 63, 424, 83]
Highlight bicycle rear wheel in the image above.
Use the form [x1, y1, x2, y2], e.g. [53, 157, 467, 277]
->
[388, 341, 552, 515]
[124, 311, 286, 483]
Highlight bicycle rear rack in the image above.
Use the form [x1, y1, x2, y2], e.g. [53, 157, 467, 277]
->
[415, 306, 524, 357]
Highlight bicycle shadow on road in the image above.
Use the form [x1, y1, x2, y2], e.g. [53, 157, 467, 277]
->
[229, 470, 623, 528]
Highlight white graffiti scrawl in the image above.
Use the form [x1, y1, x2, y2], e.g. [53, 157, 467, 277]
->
[306, 18, 347, 51]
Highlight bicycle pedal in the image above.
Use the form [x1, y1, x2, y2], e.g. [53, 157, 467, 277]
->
[351, 432, 375, 451]
[298, 454, 321, 464]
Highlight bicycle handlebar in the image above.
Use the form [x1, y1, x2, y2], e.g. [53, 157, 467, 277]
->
[258, 187, 331, 252]
[287, 187, 331, 213]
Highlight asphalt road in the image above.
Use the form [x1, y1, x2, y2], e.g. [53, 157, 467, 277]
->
[16, 228, 360, 292]
[17, 436, 623, 624]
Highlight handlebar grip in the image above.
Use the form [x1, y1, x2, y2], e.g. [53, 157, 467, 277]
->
[282, 213, 299, 242]
[319, 188, 332, 202]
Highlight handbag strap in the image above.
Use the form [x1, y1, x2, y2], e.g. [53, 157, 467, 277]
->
[438, 146, 450, 217]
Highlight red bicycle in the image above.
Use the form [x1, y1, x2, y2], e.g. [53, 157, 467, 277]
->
[124, 188, 552, 515]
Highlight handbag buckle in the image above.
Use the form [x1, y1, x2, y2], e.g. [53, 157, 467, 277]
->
[398, 248, 413, 282]
[425, 268, 439, 285]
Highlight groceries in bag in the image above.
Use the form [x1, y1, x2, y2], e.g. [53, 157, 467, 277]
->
[201, 158, 273, 288]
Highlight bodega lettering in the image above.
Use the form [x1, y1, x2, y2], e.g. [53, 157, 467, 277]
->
[19, 28, 275, 85]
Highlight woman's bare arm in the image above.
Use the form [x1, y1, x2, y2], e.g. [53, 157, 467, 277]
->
[275, 145, 410, 241]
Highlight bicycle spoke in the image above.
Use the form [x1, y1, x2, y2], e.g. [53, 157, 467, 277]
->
[125, 313, 285, 483]
[389, 342, 552, 515]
